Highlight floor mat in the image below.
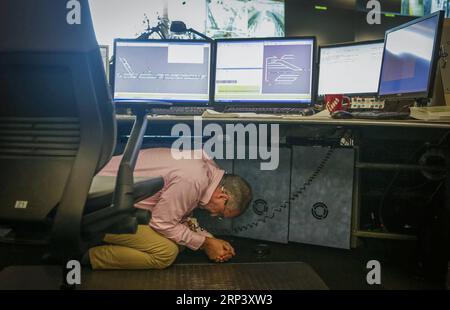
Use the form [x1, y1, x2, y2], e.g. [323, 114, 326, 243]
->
[0, 262, 328, 290]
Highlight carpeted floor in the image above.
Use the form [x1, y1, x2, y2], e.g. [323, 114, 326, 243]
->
[0, 262, 328, 290]
[0, 236, 444, 290]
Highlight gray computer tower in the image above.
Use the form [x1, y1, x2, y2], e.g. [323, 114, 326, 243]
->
[289, 146, 354, 249]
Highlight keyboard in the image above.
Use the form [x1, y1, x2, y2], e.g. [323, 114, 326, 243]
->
[150, 106, 316, 116]
[351, 111, 411, 120]
[223, 107, 315, 116]
[151, 106, 210, 116]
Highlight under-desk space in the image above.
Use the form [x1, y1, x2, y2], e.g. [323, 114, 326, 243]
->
[115, 114, 450, 250]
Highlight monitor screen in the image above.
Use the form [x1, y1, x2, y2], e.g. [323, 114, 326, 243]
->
[99, 45, 109, 80]
[378, 11, 443, 98]
[214, 38, 315, 104]
[318, 41, 384, 96]
[113, 40, 211, 103]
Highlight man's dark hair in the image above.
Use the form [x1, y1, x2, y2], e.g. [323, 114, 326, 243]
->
[221, 174, 252, 215]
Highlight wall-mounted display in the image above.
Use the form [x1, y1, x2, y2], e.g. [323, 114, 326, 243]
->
[89, 0, 285, 52]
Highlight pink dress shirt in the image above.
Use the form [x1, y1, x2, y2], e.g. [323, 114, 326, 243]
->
[99, 148, 225, 250]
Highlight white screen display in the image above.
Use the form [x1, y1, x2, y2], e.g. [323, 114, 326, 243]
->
[318, 42, 384, 96]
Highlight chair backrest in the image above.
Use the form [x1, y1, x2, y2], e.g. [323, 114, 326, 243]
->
[0, 0, 116, 225]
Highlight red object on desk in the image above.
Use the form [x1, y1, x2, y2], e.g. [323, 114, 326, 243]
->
[325, 94, 351, 114]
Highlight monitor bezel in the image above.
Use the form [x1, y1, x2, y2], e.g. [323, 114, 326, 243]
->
[99, 45, 110, 82]
[212, 36, 317, 107]
[112, 38, 214, 106]
[377, 11, 445, 100]
[317, 39, 385, 98]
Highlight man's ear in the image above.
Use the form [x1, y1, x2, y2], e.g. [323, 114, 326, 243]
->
[212, 187, 222, 198]
[218, 192, 229, 200]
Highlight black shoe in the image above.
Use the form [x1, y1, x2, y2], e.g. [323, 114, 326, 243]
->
[41, 252, 62, 265]
[81, 251, 91, 267]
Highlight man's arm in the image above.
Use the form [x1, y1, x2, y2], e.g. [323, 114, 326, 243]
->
[149, 179, 206, 250]
[184, 217, 214, 238]
[150, 179, 235, 261]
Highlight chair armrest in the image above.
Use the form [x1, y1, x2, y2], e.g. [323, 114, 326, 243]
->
[112, 109, 148, 212]
[112, 103, 171, 212]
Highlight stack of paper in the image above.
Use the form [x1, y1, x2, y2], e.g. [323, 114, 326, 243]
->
[410, 106, 450, 122]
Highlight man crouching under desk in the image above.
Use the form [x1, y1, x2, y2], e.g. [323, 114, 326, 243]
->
[86, 148, 253, 270]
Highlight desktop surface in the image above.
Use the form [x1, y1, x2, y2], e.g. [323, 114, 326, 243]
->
[115, 113, 450, 130]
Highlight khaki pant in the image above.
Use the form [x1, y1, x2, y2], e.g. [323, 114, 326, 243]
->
[89, 225, 179, 270]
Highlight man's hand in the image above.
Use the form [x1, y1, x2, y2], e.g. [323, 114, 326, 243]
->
[215, 240, 235, 263]
[201, 237, 235, 263]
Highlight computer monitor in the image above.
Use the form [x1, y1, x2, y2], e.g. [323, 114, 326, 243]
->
[378, 11, 445, 99]
[99, 45, 109, 81]
[113, 39, 212, 104]
[214, 37, 316, 105]
[318, 40, 384, 97]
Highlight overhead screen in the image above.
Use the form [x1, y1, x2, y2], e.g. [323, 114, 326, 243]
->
[356, 0, 449, 17]
[318, 41, 384, 96]
[215, 38, 315, 104]
[89, 0, 285, 53]
[400, 0, 449, 17]
[113, 40, 211, 103]
[207, 0, 285, 38]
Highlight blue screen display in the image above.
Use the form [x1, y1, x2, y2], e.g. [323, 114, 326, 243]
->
[378, 14, 440, 97]
[215, 38, 315, 104]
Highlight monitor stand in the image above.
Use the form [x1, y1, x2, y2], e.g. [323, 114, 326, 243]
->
[430, 19, 450, 107]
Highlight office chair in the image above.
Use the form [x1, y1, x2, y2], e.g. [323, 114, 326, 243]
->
[0, 0, 163, 265]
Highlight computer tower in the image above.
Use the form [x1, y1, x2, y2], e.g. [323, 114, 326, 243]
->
[231, 148, 291, 243]
[289, 146, 354, 249]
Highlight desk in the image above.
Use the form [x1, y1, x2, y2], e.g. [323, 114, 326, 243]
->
[118, 114, 450, 129]
[117, 114, 450, 280]
[118, 114, 450, 237]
